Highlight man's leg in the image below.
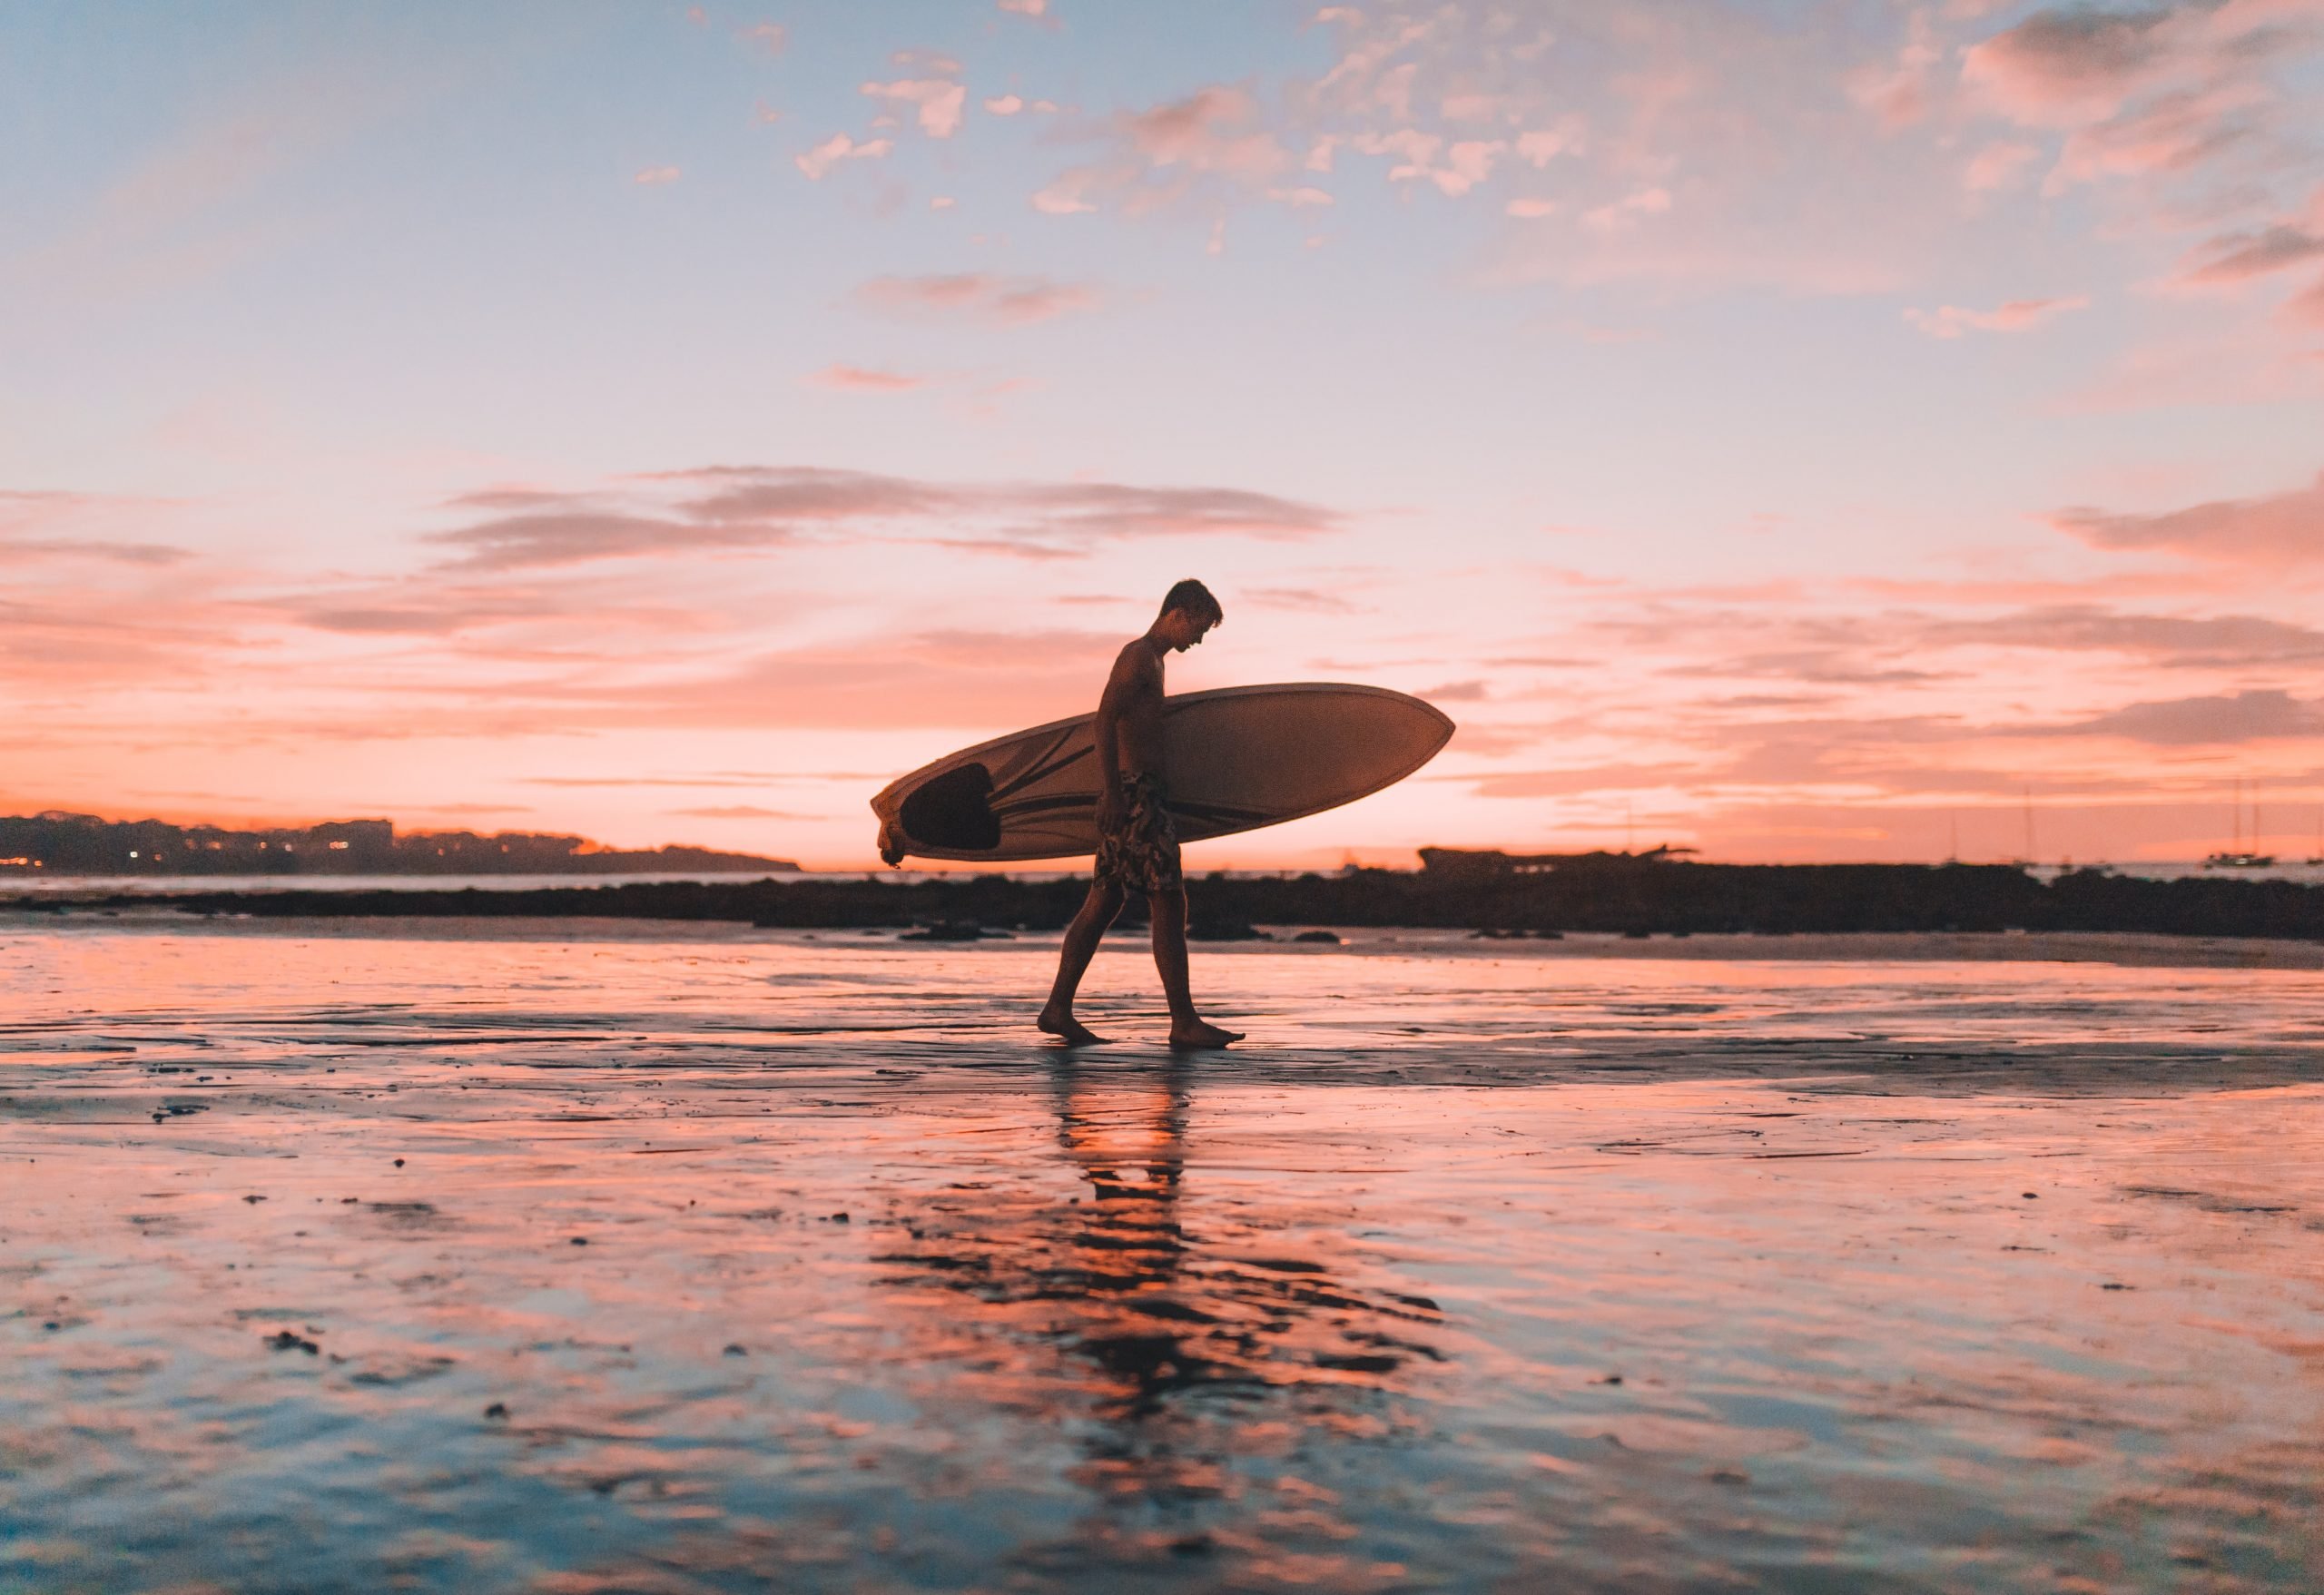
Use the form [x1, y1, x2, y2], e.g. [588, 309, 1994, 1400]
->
[1150, 887, 1243, 1049]
[1039, 880, 1125, 1045]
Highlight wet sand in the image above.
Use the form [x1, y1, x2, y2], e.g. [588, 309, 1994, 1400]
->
[5, 922, 2322, 1591]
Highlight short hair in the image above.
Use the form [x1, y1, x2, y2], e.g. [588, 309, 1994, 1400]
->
[1159, 578, 1223, 625]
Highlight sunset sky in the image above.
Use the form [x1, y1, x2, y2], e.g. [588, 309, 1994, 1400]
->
[6, 0, 2322, 868]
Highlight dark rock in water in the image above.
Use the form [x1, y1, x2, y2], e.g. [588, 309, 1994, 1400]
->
[724, 1344, 748, 1357]
[1188, 921, 1271, 941]
[484, 1402, 508, 1420]
[901, 921, 1008, 942]
[568, 1236, 588, 1245]
[1292, 930, 1342, 945]
[263, 1329, 319, 1354]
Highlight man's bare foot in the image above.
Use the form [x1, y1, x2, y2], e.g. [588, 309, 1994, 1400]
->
[1168, 1019, 1244, 1049]
[1039, 1006, 1109, 1046]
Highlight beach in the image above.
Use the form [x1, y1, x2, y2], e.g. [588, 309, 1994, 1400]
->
[4, 920, 2320, 1591]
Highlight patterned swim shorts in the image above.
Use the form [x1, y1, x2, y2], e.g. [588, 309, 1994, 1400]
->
[1093, 771, 1182, 894]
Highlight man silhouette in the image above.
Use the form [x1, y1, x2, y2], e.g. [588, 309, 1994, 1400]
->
[1039, 579, 1244, 1049]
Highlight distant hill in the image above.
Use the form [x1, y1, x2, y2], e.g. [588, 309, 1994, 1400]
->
[0, 812, 801, 877]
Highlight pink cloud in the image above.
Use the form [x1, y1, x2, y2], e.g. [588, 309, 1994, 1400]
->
[1905, 294, 2090, 338]
[1962, 140, 2041, 192]
[984, 94, 1025, 116]
[795, 133, 892, 180]
[1030, 171, 1098, 214]
[809, 364, 925, 392]
[1025, 84, 1315, 219]
[1580, 185, 1671, 232]
[632, 165, 680, 185]
[1126, 86, 1295, 184]
[423, 511, 783, 571]
[1459, 761, 1709, 799]
[1925, 605, 2324, 665]
[1961, 0, 2324, 215]
[2043, 688, 2323, 744]
[667, 803, 812, 820]
[415, 466, 1339, 572]
[853, 271, 1099, 325]
[739, 21, 785, 55]
[0, 490, 195, 566]
[861, 64, 968, 139]
[2178, 223, 2324, 284]
[1961, 6, 2181, 125]
[1847, 11, 1944, 128]
[2052, 471, 2324, 566]
[1513, 123, 1583, 166]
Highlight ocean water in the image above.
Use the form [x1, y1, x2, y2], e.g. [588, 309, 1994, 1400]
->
[4, 921, 2321, 1592]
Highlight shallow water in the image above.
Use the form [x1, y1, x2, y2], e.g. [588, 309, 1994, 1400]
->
[5, 923, 2322, 1592]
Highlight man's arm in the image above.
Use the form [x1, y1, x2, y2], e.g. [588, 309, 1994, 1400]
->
[1092, 651, 1132, 828]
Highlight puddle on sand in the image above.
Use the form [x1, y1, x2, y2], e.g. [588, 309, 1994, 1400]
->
[3, 924, 2323, 1591]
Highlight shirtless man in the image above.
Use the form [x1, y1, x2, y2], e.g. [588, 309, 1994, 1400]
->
[1039, 579, 1245, 1049]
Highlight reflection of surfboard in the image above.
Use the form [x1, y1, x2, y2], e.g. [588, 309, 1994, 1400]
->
[871, 683, 1455, 864]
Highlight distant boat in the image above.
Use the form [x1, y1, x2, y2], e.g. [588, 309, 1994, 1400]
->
[2205, 779, 2274, 868]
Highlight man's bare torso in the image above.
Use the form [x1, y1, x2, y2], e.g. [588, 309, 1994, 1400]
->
[1100, 640, 1166, 779]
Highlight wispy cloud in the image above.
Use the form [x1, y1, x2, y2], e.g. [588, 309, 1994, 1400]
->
[667, 803, 812, 820]
[795, 132, 893, 180]
[1905, 295, 2090, 339]
[2052, 471, 2324, 566]
[808, 364, 925, 392]
[2041, 689, 2324, 745]
[409, 466, 1342, 572]
[853, 272, 1100, 326]
[2179, 223, 2324, 285]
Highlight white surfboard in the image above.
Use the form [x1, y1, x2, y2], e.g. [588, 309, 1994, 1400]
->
[871, 683, 1455, 864]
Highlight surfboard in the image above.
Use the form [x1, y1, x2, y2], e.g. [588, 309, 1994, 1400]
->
[870, 683, 1455, 864]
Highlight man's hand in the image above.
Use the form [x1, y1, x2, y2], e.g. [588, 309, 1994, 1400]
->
[1095, 782, 1123, 834]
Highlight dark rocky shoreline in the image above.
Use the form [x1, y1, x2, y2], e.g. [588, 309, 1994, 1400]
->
[12, 861, 2324, 941]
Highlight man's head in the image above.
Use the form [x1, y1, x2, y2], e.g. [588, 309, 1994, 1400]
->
[1154, 578, 1223, 651]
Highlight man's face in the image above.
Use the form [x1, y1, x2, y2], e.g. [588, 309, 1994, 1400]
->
[1165, 609, 1216, 651]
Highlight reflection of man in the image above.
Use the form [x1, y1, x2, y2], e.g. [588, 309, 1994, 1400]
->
[1039, 580, 1243, 1049]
